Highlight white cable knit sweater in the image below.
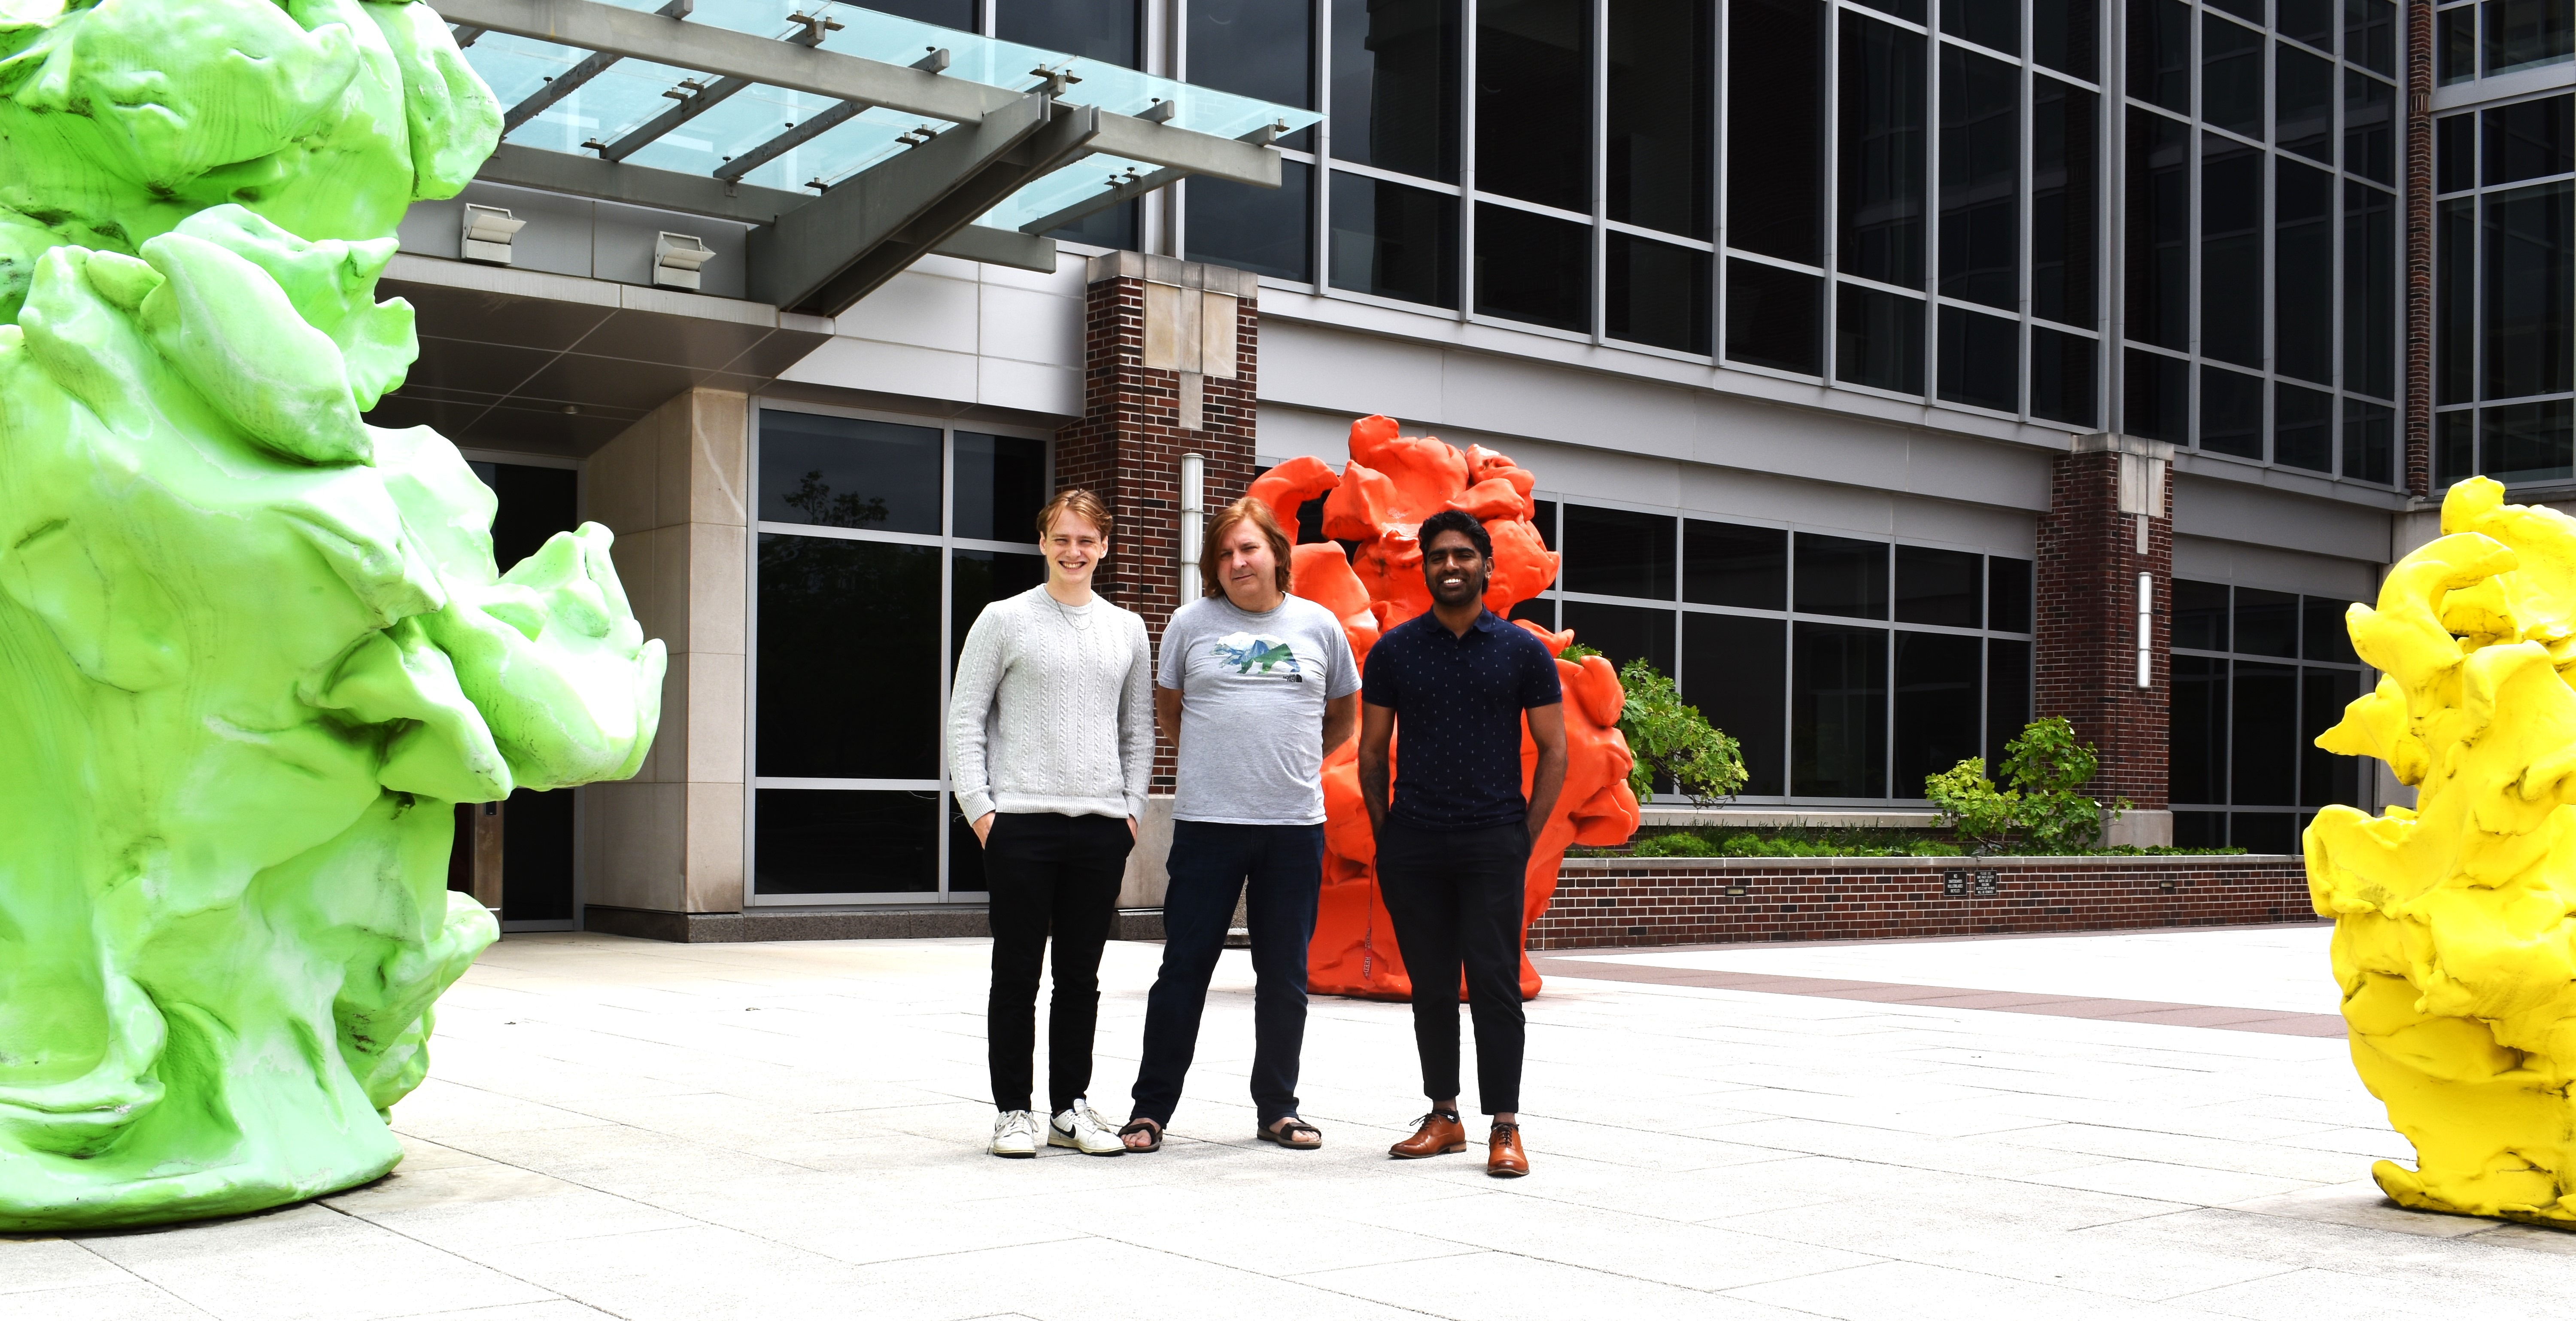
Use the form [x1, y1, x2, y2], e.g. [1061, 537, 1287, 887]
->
[946, 586, 1153, 823]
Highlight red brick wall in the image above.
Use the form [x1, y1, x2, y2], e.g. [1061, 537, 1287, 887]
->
[2034, 450, 2172, 810]
[1527, 857, 2316, 950]
[1053, 260, 1261, 790]
[2404, 0, 2433, 496]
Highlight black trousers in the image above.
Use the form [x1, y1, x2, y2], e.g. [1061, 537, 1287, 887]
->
[1375, 819, 1529, 1116]
[983, 811, 1133, 1114]
[1130, 821, 1326, 1128]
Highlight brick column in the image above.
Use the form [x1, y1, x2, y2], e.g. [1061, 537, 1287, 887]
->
[2035, 432, 2175, 845]
[2404, 0, 2434, 496]
[1053, 251, 1262, 794]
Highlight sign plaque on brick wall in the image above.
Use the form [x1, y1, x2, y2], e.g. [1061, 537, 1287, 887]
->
[1943, 871, 1968, 896]
[1975, 871, 2001, 896]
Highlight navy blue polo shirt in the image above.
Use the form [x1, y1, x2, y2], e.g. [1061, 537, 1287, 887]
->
[1362, 609, 1563, 830]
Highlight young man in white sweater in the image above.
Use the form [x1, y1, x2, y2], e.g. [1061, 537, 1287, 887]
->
[948, 488, 1153, 1159]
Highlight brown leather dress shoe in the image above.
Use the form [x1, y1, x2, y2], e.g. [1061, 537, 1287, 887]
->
[1487, 1122, 1529, 1178]
[1388, 1110, 1467, 1159]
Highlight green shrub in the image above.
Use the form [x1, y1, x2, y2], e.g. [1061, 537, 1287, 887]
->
[1925, 716, 2134, 853]
[1552, 646, 1749, 807]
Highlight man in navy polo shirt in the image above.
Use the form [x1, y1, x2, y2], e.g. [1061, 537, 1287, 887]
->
[1357, 508, 1568, 1178]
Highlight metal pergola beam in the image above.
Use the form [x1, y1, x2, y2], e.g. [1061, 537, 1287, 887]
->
[497, 0, 691, 135]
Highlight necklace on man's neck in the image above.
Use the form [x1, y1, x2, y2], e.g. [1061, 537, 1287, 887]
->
[1046, 586, 1093, 629]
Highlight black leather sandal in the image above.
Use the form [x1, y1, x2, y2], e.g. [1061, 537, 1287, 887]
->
[1118, 1117, 1163, 1152]
[1258, 1117, 1322, 1149]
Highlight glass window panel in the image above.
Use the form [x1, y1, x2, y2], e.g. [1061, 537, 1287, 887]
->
[2208, 0, 2263, 24]
[1190, 0, 1314, 111]
[1562, 504, 1677, 599]
[1936, 304, 2019, 413]
[2171, 654, 2227, 803]
[2125, 109, 2192, 351]
[1986, 637, 2031, 764]
[1938, 46, 2018, 310]
[500, 787, 575, 923]
[2345, 182, 2397, 400]
[2031, 326, 2099, 426]
[2439, 3, 2477, 84]
[2174, 809, 2227, 844]
[2303, 594, 2363, 663]
[2301, 669, 2364, 807]
[1895, 632, 1983, 797]
[1792, 622, 1887, 797]
[2201, 143, 2266, 369]
[1684, 520, 1788, 609]
[952, 433, 1048, 543]
[1474, 203, 1591, 332]
[2034, 0, 2099, 79]
[2438, 195, 2478, 405]
[758, 534, 942, 779]
[1725, 260, 1823, 374]
[2202, 16, 2265, 139]
[1532, 498, 1559, 550]
[1330, 172, 1460, 308]
[2032, 78, 2097, 331]
[2485, 181, 2576, 400]
[1561, 602, 1677, 676]
[2235, 587, 2301, 657]
[2232, 660, 2300, 805]
[1329, 0, 1460, 181]
[2439, 112, 2478, 194]
[2125, 348, 2192, 443]
[759, 411, 942, 533]
[2437, 408, 2478, 487]
[755, 789, 939, 895]
[2485, 95, 2576, 186]
[2232, 811, 2297, 852]
[1794, 533, 1888, 619]
[1894, 545, 1981, 626]
[2488, 0, 2576, 76]
[2276, 44, 2336, 163]
[1989, 556, 2034, 632]
[994, 0, 1137, 66]
[951, 549, 1049, 673]
[2201, 365, 2266, 457]
[1854, 0, 1926, 21]
[1683, 613, 1785, 795]
[2275, 160, 2335, 385]
[1476, 0, 1590, 212]
[483, 462, 579, 573]
[869, 0, 977, 27]
[2175, 579, 2231, 650]
[1943, 0, 2019, 54]
[2344, 398, 2396, 483]
[1836, 285, 1927, 393]
[1607, 233, 1713, 354]
[1728, 0, 1824, 264]
[2280, 0, 2336, 46]
[1045, 200, 1134, 251]
[1838, 13, 1927, 289]
[2275, 382, 2336, 472]
[2129, 0, 2193, 114]
[948, 812, 989, 892]
[2485, 399, 2576, 483]
[1509, 596, 1559, 628]
[2345, 72, 2395, 184]
[1187, 160, 1314, 282]
[1608, 0, 1712, 238]
[2346, 0, 2398, 76]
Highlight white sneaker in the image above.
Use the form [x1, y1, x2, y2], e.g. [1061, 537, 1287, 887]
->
[989, 1109, 1040, 1158]
[1048, 1099, 1126, 1156]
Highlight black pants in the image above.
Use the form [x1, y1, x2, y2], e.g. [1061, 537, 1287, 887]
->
[1376, 819, 1529, 1116]
[984, 811, 1133, 1114]
[1130, 821, 1325, 1128]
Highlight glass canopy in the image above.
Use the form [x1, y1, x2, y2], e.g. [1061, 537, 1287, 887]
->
[461, 0, 1322, 232]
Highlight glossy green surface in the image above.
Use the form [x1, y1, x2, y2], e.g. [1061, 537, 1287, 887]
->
[0, 0, 663, 1230]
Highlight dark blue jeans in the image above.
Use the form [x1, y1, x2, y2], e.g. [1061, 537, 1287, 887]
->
[1129, 821, 1325, 1128]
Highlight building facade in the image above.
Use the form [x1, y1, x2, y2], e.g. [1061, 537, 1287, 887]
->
[384, 0, 2575, 936]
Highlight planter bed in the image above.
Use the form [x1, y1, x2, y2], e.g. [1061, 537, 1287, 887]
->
[1531, 853, 2315, 951]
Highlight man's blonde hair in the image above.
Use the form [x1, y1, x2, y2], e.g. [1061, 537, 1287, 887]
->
[1035, 487, 1114, 541]
[1200, 496, 1294, 597]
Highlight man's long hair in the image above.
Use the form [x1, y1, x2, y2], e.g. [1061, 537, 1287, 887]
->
[1200, 496, 1294, 598]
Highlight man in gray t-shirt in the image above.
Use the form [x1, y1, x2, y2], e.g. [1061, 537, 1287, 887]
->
[1120, 498, 1360, 1154]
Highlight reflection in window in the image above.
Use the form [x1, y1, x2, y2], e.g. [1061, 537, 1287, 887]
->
[1562, 505, 1676, 599]
[1942, 0, 2018, 55]
[2442, 3, 2478, 83]
[1331, 173, 1460, 308]
[1838, 13, 1926, 289]
[995, 0, 1137, 65]
[2346, 182, 2397, 402]
[754, 789, 941, 895]
[2345, 399, 2397, 483]
[2232, 661, 2300, 806]
[951, 432, 1048, 542]
[1726, 260, 1822, 375]
[1837, 285, 1926, 395]
[2030, 326, 2098, 427]
[1188, 161, 1314, 282]
[1330, 0, 1460, 182]
[1608, 0, 1711, 238]
[1475, 204, 1591, 332]
[2485, 181, 2575, 401]
[1728, 0, 1824, 265]
[2201, 14, 2264, 138]
[1895, 547, 1981, 627]
[2488, 0, 2576, 75]
[2485, 399, 2576, 484]
[1937, 304, 2018, 414]
[2277, 44, 2336, 163]
[757, 534, 942, 780]
[759, 414, 942, 533]
[1792, 623, 1886, 797]
[2275, 383, 2336, 473]
[2126, 109, 2191, 352]
[1794, 533, 1887, 619]
[1939, 46, 2019, 311]
[2034, 0, 2097, 77]
[1986, 638, 2032, 770]
[2485, 95, 2574, 186]
[2275, 160, 2335, 385]
[2202, 365, 2265, 458]
[1683, 614, 1784, 795]
[1561, 601, 1676, 678]
[1894, 632, 1981, 797]
[1988, 557, 2033, 632]
[1607, 234, 1712, 354]
[2032, 77, 2097, 331]
[1476, 0, 1590, 213]
[2130, 0, 2193, 114]
[2346, 72, 2395, 184]
[2125, 348, 2191, 444]
[1684, 521, 1787, 609]
[951, 549, 1049, 673]
[1189, 0, 1312, 109]
[2201, 143, 2265, 369]
[2348, 0, 2398, 76]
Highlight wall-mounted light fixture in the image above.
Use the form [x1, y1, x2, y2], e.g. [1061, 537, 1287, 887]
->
[653, 231, 714, 290]
[461, 204, 525, 265]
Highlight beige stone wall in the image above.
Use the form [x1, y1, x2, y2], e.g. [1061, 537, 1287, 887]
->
[580, 388, 749, 914]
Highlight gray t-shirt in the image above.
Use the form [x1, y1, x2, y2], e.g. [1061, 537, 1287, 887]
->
[1160, 593, 1363, 825]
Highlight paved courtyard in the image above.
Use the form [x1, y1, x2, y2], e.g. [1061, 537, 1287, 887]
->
[9, 922, 2576, 1321]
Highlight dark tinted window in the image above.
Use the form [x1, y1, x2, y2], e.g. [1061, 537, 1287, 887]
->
[2488, 0, 2576, 75]
[2126, 348, 2190, 444]
[2302, 668, 2365, 806]
[1191, 0, 1312, 103]
[2232, 660, 2300, 805]
[1478, 0, 1590, 212]
[1561, 602, 1676, 676]
[2129, 0, 2192, 113]
[2485, 95, 2574, 186]
[757, 534, 940, 779]
[2439, 196, 2477, 405]
[995, 0, 1137, 65]
[1795, 533, 1887, 619]
[2345, 398, 2396, 483]
[2277, 44, 2336, 163]
[2304, 594, 2362, 663]
[2275, 160, 2335, 385]
[2235, 587, 2300, 657]
[2174, 579, 2230, 650]
[1939, 46, 2019, 311]
[1330, 173, 1460, 308]
[1942, 0, 2018, 53]
[1895, 545, 1981, 626]
[760, 412, 942, 534]
[1986, 637, 2031, 767]
[868, 0, 976, 27]
[2170, 654, 2227, 801]
[1728, 0, 1824, 264]
[952, 432, 1048, 542]
[1475, 203, 1591, 332]
[2031, 326, 2098, 427]
[754, 789, 939, 895]
[1838, 14, 1926, 289]
[1684, 613, 1785, 795]
[2279, 0, 2335, 46]
[2202, 365, 2265, 457]
[1726, 261, 1823, 374]
[2201, 143, 2266, 369]
[2202, 15, 2264, 138]
[2346, 72, 2395, 184]
[1607, 234, 1713, 354]
[1988, 556, 2033, 631]
[2486, 182, 2576, 401]
[1330, 0, 1460, 180]
[1563, 505, 1677, 599]
[1187, 161, 1313, 282]
[1895, 632, 1982, 796]
[481, 462, 579, 572]
[1685, 520, 1787, 609]
[2439, 112, 2478, 194]
[2346, 0, 2397, 75]
[2032, 78, 2097, 330]
[2485, 399, 2576, 484]
[1838, 286, 1926, 394]
[951, 549, 1048, 673]
[2034, 0, 2098, 78]
[500, 787, 574, 922]
[2275, 383, 2336, 473]
[1608, 0, 1713, 238]
[2232, 812, 2297, 853]
[1792, 622, 1887, 797]
[2441, 5, 2476, 84]
[1937, 305, 2020, 413]
[2126, 109, 2191, 351]
[2346, 181, 2397, 399]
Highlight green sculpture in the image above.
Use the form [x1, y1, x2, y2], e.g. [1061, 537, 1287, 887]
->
[0, 0, 662, 1230]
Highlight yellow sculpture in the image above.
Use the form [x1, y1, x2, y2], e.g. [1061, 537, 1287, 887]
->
[2307, 477, 2576, 1227]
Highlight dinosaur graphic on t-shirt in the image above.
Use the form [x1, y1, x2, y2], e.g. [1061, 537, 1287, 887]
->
[1211, 632, 1304, 682]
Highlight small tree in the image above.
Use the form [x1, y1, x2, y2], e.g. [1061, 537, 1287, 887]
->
[1925, 716, 2131, 853]
[1924, 759, 2018, 852]
[1558, 647, 1749, 807]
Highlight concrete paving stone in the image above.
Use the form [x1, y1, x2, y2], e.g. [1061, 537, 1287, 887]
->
[1820, 1228, 2301, 1302]
[2073, 1206, 2576, 1287]
[380, 1303, 624, 1321]
[462, 1224, 911, 1321]
[1722, 1258, 2231, 1321]
[1295, 1248, 1817, 1321]
[388, 1080, 625, 1143]
[1993, 1123, 2383, 1184]
[0, 1278, 216, 1321]
[1339, 1190, 1888, 1291]
[2166, 1264, 2549, 1321]
[75, 1203, 555, 1321]
[2219, 1181, 2517, 1239]
[2021, 1158, 2325, 1206]
[1698, 1116, 2128, 1179]
[846, 1235, 1447, 1321]
[0, 1237, 132, 1295]
[322, 1165, 699, 1253]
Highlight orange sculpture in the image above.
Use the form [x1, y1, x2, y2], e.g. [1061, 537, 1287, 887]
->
[1246, 416, 1642, 1000]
